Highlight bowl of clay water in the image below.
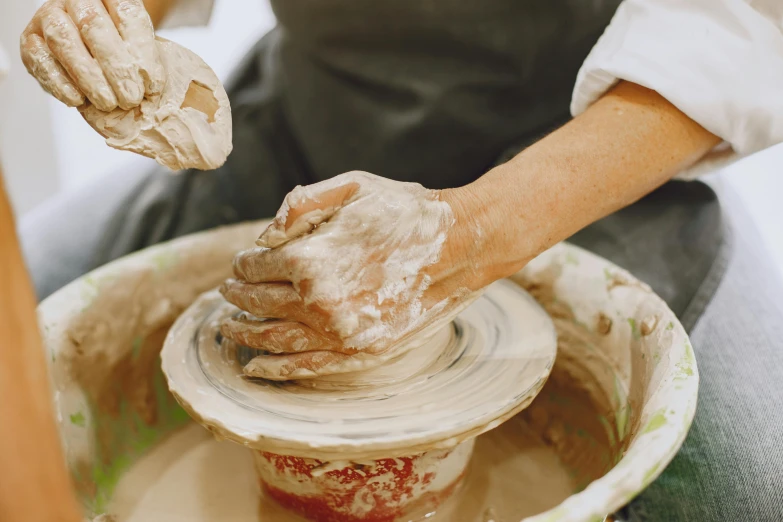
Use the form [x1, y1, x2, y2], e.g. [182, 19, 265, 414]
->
[39, 220, 698, 522]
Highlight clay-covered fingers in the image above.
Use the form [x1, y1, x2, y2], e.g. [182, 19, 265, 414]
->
[20, 0, 162, 111]
[220, 280, 307, 322]
[33, 1, 119, 111]
[102, 0, 164, 95]
[65, 0, 144, 109]
[232, 247, 295, 284]
[220, 317, 349, 354]
[257, 178, 361, 248]
[243, 351, 366, 381]
[19, 30, 84, 106]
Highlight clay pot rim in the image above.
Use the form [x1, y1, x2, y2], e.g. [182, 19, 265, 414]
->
[160, 282, 557, 461]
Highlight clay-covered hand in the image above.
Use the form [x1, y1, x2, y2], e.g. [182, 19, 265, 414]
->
[220, 172, 483, 380]
[20, 0, 164, 111]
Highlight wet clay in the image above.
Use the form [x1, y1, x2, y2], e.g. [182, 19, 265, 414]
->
[80, 38, 232, 171]
[162, 280, 556, 461]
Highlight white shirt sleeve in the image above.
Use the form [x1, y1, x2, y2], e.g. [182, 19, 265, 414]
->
[161, 0, 216, 29]
[571, 0, 783, 179]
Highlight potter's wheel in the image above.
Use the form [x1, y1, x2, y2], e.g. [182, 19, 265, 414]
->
[162, 279, 557, 459]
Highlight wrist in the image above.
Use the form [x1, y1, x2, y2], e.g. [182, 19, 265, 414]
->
[438, 181, 531, 289]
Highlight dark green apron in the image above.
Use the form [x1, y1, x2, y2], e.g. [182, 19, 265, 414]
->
[92, 0, 725, 330]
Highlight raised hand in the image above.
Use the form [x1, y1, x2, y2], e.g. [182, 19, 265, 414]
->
[20, 0, 164, 111]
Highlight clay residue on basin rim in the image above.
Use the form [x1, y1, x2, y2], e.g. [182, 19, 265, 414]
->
[37, 221, 698, 521]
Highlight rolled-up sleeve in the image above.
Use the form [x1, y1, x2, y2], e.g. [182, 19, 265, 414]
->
[161, 0, 216, 29]
[572, 0, 783, 176]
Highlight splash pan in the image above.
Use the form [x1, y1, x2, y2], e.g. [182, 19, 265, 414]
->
[159, 280, 557, 521]
[38, 221, 699, 522]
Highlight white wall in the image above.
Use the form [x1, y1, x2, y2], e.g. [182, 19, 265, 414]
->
[0, 0, 60, 214]
[716, 145, 783, 275]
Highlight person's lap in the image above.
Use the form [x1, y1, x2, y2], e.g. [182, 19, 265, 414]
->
[620, 182, 783, 521]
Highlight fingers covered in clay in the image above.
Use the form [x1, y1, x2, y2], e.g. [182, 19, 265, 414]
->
[257, 176, 362, 248]
[66, 0, 144, 109]
[103, 0, 164, 94]
[232, 247, 293, 284]
[220, 280, 306, 322]
[221, 172, 482, 381]
[20, 0, 162, 111]
[19, 30, 84, 106]
[243, 350, 367, 381]
[220, 317, 350, 355]
[36, 1, 119, 111]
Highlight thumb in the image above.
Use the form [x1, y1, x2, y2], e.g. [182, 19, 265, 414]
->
[257, 177, 360, 248]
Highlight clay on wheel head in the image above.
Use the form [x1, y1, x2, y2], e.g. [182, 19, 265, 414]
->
[80, 38, 232, 171]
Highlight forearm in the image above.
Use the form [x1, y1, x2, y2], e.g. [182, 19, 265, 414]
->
[144, 0, 179, 28]
[449, 81, 720, 286]
[0, 169, 81, 521]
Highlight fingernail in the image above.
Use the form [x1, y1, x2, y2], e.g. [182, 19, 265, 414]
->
[256, 221, 285, 248]
[256, 225, 272, 247]
[123, 79, 143, 104]
[97, 91, 118, 112]
[218, 321, 232, 338]
[63, 85, 85, 106]
[139, 64, 165, 96]
[232, 255, 246, 278]
[61, 83, 78, 97]
[219, 280, 233, 296]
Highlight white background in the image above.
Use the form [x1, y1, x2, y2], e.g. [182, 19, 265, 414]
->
[1, 0, 781, 279]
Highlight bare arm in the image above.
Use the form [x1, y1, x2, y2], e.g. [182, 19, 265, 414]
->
[0, 166, 82, 521]
[445, 81, 721, 286]
[217, 81, 721, 379]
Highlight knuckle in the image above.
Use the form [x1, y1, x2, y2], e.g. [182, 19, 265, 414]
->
[37, 2, 58, 18]
[75, 8, 99, 31]
[343, 170, 371, 183]
[116, 0, 145, 19]
[20, 18, 38, 42]
[232, 250, 247, 272]
[19, 37, 34, 65]
[42, 17, 70, 44]
[284, 186, 305, 207]
[259, 326, 278, 344]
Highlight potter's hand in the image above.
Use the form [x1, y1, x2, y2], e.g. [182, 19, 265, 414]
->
[220, 171, 482, 380]
[20, 0, 164, 112]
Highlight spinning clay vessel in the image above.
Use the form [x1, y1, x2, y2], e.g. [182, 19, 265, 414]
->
[161, 277, 556, 521]
[38, 220, 698, 522]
